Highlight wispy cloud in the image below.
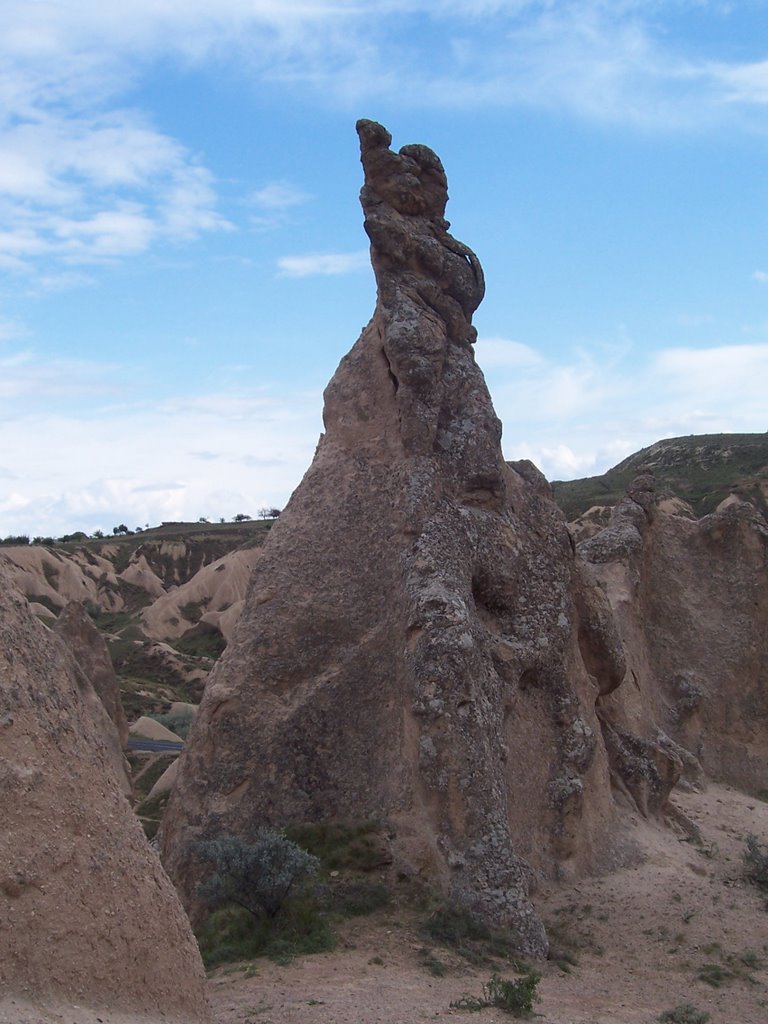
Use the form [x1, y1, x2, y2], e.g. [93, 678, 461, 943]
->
[0, 350, 119, 402]
[250, 181, 311, 211]
[276, 250, 369, 277]
[2, 1, 768, 283]
[753, 270, 768, 284]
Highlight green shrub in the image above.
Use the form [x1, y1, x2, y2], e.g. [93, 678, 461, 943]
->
[450, 971, 540, 1017]
[697, 963, 735, 988]
[196, 831, 319, 920]
[174, 625, 226, 660]
[180, 600, 204, 623]
[195, 891, 335, 968]
[485, 972, 540, 1016]
[744, 834, 768, 889]
[426, 903, 491, 946]
[284, 820, 385, 872]
[196, 905, 271, 967]
[332, 880, 390, 917]
[658, 1004, 710, 1024]
[194, 831, 335, 967]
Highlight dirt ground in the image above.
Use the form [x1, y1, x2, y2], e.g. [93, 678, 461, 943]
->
[208, 783, 768, 1024]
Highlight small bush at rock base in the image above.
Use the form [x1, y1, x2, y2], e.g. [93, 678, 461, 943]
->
[424, 903, 523, 966]
[194, 830, 334, 967]
[195, 831, 319, 919]
[195, 902, 336, 968]
[283, 820, 386, 872]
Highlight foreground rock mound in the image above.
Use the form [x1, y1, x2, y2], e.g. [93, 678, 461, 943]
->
[163, 121, 630, 954]
[0, 564, 210, 1023]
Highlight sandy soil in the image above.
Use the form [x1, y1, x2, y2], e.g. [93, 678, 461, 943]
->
[209, 783, 768, 1024]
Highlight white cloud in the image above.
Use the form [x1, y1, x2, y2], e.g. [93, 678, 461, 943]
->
[753, 270, 768, 284]
[0, 379, 323, 536]
[276, 250, 369, 277]
[250, 181, 311, 210]
[482, 335, 768, 482]
[475, 336, 542, 368]
[713, 58, 768, 106]
[0, 107, 231, 270]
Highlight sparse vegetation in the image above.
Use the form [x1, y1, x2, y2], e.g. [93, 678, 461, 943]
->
[147, 708, 195, 739]
[450, 971, 540, 1017]
[284, 820, 386, 873]
[194, 831, 335, 967]
[658, 1004, 710, 1024]
[196, 901, 335, 969]
[744, 834, 768, 889]
[552, 432, 768, 520]
[423, 903, 524, 967]
[196, 831, 320, 921]
[419, 948, 449, 976]
[132, 753, 177, 801]
[697, 962, 736, 987]
[173, 624, 226, 660]
[330, 879, 390, 917]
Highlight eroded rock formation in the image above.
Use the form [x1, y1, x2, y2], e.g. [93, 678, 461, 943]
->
[162, 121, 634, 954]
[0, 564, 210, 1023]
[579, 477, 768, 799]
[53, 600, 132, 798]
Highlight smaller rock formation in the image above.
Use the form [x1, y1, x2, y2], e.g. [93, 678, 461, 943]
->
[54, 601, 129, 746]
[0, 564, 210, 1023]
[578, 473, 768, 799]
[130, 715, 183, 744]
[54, 601, 132, 798]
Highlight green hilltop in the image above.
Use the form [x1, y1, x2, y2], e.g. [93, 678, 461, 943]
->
[551, 432, 768, 521]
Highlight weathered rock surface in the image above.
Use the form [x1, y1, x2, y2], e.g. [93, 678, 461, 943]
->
[54, 601, 129, 746]
[162, 121, 631, 954]
[140, 544, 263, 642]
[53, 600, 132, 798]
[130, 714, 183, 743]
[580, 475, 768, 797]
[0, 563, 210, 1023]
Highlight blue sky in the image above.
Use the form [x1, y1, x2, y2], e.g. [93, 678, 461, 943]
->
[2, 0, 768, 536]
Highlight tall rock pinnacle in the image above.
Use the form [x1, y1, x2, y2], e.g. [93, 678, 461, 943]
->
[162, 122, 621, 954]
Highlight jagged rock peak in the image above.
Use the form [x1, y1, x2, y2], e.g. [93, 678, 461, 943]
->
[356, 117, 484, 343]
[324, 121, 501, 506]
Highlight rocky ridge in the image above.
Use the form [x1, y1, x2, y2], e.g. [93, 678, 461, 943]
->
[553, 431, 768, 520]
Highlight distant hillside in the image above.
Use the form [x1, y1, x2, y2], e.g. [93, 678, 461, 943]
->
[0, 518, 273, 721]
[551, 432, 768, 521]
